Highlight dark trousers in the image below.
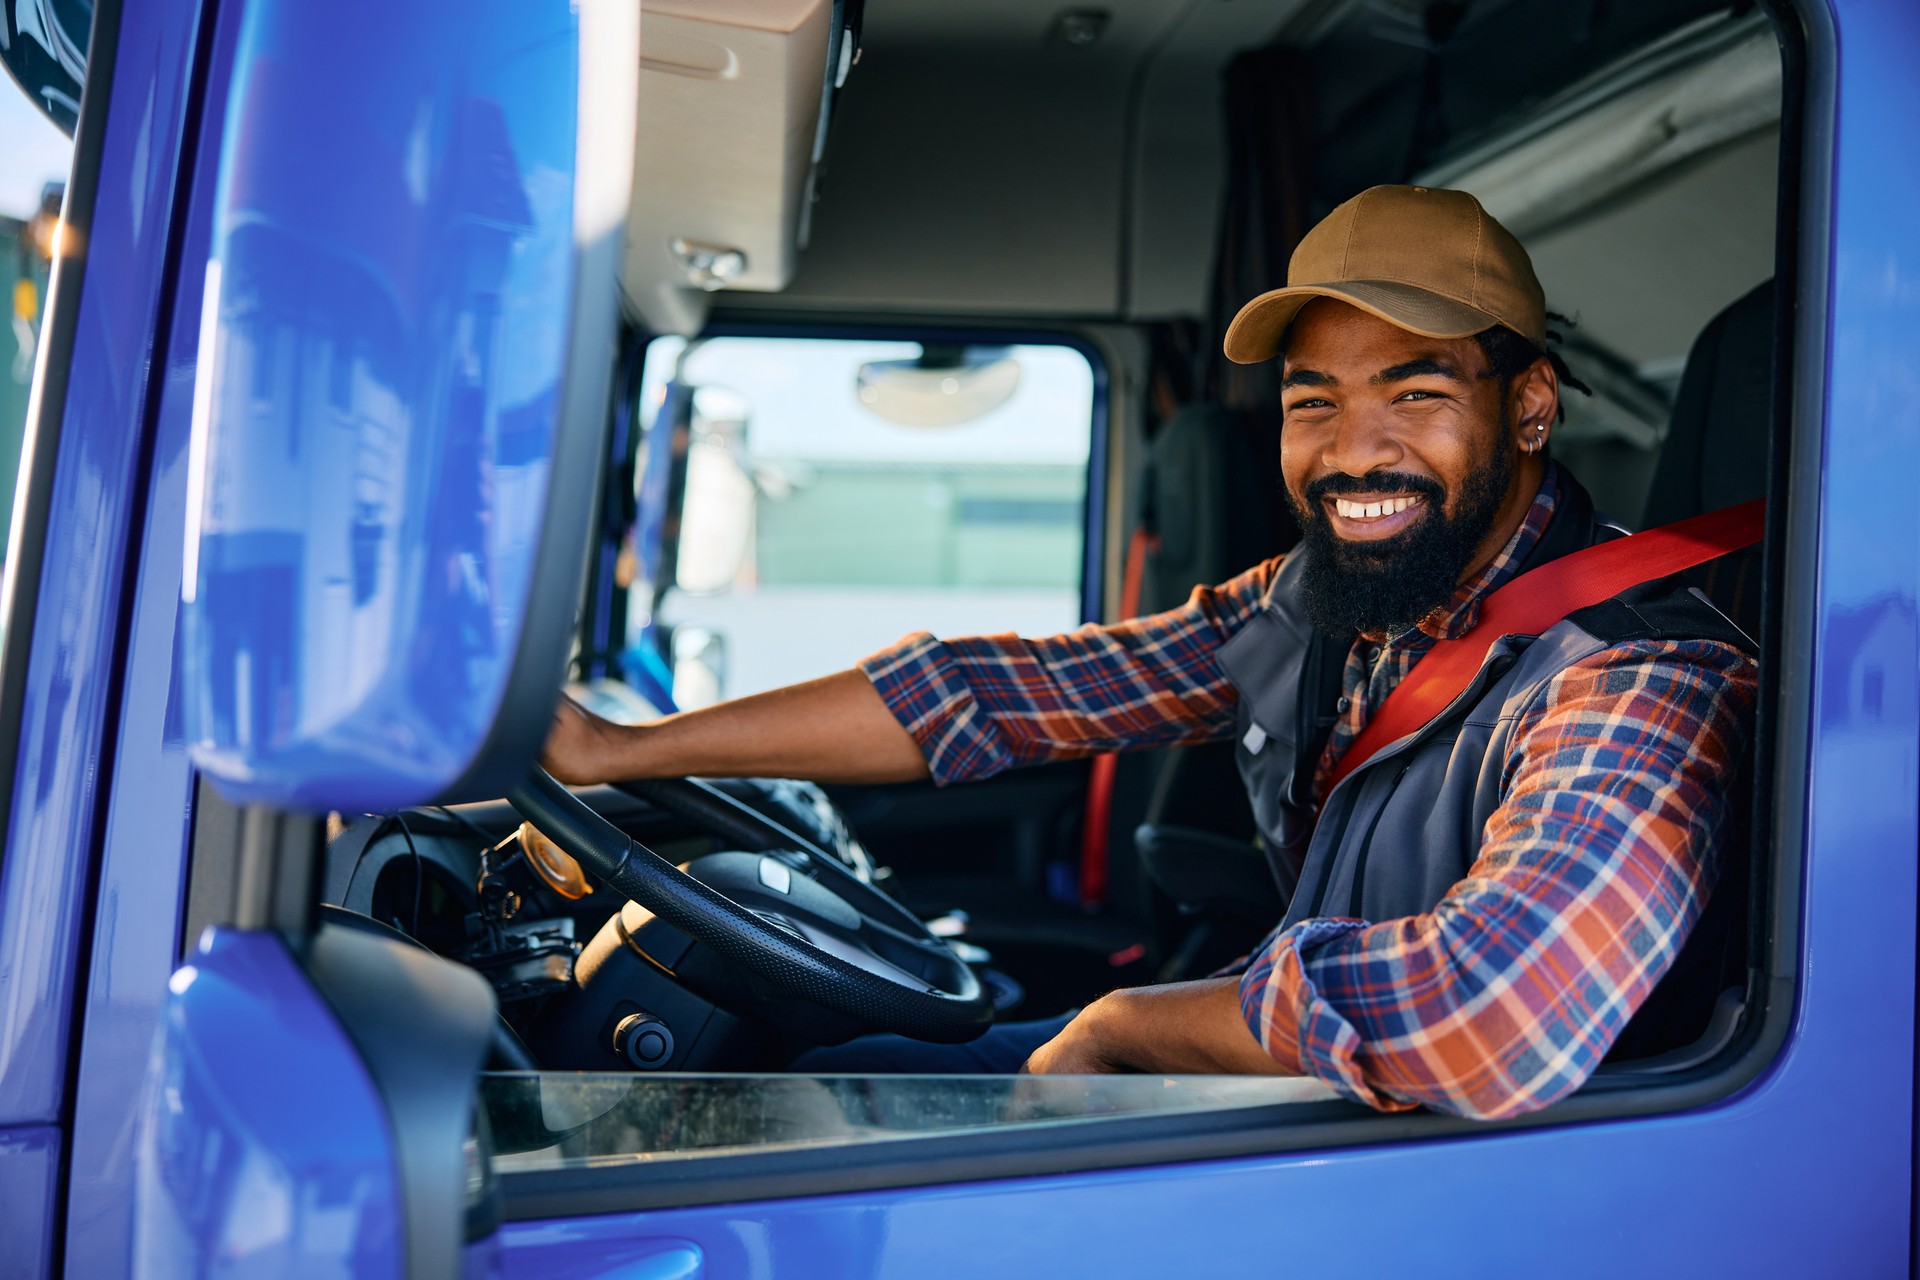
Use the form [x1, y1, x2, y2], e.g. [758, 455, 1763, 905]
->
[788, 1012, 1076, 1074]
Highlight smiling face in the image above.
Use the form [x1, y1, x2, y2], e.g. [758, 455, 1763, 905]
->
[1278, 298, 1559, 636]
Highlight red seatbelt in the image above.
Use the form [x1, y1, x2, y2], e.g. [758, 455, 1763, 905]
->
[1322, 499, 1766, 797]
[1079, 525, 1160, 907]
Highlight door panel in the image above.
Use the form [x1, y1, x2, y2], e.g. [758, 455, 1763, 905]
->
[65, 0, 232, 1267]
[0, 0, 197, 1133]
[129, 0, 624, 1270]
[498, 1231, 702, 1280]
[0, 1126, 59, 1279]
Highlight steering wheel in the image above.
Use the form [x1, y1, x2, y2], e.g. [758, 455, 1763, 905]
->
[505, 767, 994, 1044]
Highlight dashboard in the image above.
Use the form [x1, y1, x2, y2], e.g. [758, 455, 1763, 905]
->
[323, 777, 898, 1073]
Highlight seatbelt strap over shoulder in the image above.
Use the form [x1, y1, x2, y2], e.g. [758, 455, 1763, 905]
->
[1321, 498, 1766, 797]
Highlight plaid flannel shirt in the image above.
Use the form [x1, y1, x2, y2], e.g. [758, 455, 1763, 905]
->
[860, 464, 1758, 1118]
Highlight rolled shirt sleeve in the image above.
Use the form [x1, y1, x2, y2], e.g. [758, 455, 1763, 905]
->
[858, 559, 1282, 785]
[1238, 637, 1758, 1120]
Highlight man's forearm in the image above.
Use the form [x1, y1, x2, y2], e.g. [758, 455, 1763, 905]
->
[1024, 977, 1285, 1075]
[548, 668, 931, 786]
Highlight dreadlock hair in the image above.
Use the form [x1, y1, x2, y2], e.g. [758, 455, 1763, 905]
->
[1473, 310, 1593, 423]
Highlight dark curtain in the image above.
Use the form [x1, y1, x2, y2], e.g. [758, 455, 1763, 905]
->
[1204, 44, 1317, 413]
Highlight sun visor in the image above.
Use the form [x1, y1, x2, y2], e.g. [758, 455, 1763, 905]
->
[180, 0, 639, 812]
[620, 0, 849, 335]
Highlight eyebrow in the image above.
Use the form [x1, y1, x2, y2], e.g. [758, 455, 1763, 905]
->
[1281, 358, 1470, 392]
[1372, 358, 1467, 385]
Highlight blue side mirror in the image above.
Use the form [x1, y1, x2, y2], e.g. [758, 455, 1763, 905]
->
[181, 0, 638, 812]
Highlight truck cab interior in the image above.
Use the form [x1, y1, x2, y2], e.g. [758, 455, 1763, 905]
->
[256, 0, 1806, 1206]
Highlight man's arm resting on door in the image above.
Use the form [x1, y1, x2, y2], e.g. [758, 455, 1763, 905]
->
[1023, 978, 1288, 1076]
[1026, 639, 1756, 1098]
[1236, 638, 1757, 1120]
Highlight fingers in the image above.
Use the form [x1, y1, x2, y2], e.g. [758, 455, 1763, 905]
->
[540, 695, 608, 786]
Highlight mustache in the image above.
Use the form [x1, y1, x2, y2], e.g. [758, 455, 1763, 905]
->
[1301, 471, 1446, 508]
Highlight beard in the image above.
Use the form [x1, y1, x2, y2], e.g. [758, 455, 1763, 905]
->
[1288, 443, 1514, 638]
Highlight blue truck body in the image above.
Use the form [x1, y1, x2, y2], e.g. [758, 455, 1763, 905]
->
[0, 0, 1915, 1274]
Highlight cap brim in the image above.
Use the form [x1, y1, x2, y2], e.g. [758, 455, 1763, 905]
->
[1221, 280, 1506, 365]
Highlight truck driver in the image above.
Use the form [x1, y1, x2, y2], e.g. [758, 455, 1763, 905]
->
[541, 185, 1757, 1120]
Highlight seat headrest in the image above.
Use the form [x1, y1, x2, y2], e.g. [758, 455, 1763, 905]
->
[1136, 404, 1293, 616]
[1642, 279, 1775, 528]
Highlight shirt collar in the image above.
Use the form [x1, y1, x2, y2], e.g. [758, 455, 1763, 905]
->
[1396, 462, 1563, 644]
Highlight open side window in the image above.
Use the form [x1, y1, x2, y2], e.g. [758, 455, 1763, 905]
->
[341, 0, 1827, 1220]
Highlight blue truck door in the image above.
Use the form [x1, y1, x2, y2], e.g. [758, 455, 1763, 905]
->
[100, 0, 638, 1272]
[0, 1, 207, 1274]
[27, 0, 1915, 1274]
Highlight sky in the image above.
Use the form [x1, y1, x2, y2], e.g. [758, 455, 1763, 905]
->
[0, 76, 73, 220]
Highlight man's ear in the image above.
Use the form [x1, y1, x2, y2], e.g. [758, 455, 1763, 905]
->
[1508, 356, 1561, 451]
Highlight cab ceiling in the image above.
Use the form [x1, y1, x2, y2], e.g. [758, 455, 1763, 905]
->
[685, 0, 1782, 359]
[722, 0, 1319, 322]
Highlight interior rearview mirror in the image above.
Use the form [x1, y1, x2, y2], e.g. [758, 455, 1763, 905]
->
[855, 344, 1023, 427]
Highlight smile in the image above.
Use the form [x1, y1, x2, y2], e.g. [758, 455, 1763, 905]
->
[1331, 495, 1424, 521]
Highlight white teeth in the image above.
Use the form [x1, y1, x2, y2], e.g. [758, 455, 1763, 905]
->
[1334, 495, 1421, 520]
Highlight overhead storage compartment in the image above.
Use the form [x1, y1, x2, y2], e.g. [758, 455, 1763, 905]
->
[621, 0, 854, 335]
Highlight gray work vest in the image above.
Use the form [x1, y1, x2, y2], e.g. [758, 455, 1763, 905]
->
[1217, 476, 1752, 938]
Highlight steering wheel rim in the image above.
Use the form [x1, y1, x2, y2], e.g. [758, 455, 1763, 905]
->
[613, 776, 916, 933]
[506, 767, 994, 1044]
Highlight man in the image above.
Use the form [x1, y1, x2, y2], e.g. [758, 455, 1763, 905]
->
[543, 186, 1756, 1120]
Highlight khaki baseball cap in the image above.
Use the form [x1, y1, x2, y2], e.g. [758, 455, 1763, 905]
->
[1222, 185, 1546, 364]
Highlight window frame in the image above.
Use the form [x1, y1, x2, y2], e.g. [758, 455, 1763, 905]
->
[0, 0, 113, 887]
[495, 0, 1827, 1217]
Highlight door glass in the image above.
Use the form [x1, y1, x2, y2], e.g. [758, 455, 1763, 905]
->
[0, 78, 72, 569]
[483, 1071, 1336, 1169]
[630, 335, 1097, 707]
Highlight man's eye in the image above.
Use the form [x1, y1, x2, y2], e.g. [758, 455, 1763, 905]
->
[1286, 397, 1332, 411]
[1397, 389, 1446, 402]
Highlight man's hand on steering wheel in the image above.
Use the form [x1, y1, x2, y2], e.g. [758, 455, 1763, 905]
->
[541, 694, 628, 786]
[522, 673, 987, 1046]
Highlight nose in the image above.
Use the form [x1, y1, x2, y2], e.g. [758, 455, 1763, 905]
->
[1319, 407, 1402, 478]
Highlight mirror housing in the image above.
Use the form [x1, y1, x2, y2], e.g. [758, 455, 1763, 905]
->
[180, 0, 639, 812]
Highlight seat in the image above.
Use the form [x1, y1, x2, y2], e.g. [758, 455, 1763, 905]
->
[1639, 278, 1774, 635]
[1118, 402, 1293, 974]
[1603, 277, 1775, 1067]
